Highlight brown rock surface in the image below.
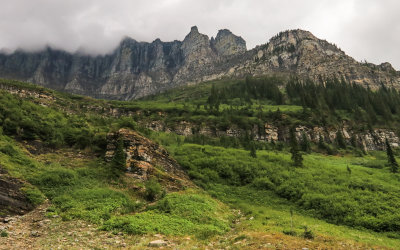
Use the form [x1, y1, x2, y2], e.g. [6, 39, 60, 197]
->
[106, 128, 192, 190]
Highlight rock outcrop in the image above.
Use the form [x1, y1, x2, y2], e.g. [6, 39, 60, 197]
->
[105, 129, 191, 190]
[211, 29, 246, 57]
[1, 28, 398, 100]
[143, 120, 400, 151]
[0, 167, 34, 217]
[249, 30, 400, 89]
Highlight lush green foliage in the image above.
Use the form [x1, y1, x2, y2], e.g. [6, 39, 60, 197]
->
[101, 191, 231, 238]
[169, 143, 400, 233]
[286, 77, 400, 127]
[0, 140, 140, 224]
[386, 138, 399, 173]
[0, 90, 106, 149]
[289, 127, 303, 167]
[110, 138, 127, 177]
[144, 178, 163, 201]
[1, 78, 400, 247]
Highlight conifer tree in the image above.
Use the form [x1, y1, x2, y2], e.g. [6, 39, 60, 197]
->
[301, 132, 311, 153]
[386, 138, 399, 173]
[290, 128, 303, 167]
[111, 138, 126, 177]
[318, 133, 325, 150]
[336, 130, 346, 149]
[346, 165, 352, 175]
[249, 142, 257, 158]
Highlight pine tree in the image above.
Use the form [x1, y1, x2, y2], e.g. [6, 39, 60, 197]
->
[350, 134, 357, 148]
[111, 138, 126, 177]
[301, 132, 311, 153]
[249, 142, 257, 158]
[386, 138, 399, 173]
[290, 128, 303, 167]
[318, 133, 325, 150]
[346, 165, 352, 175]
[336, 130, 346, 149]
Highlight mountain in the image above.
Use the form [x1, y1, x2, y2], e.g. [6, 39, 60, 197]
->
[0, 27, 399, 100]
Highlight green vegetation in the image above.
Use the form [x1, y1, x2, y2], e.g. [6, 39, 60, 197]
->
[386, 138, 399, 173]
[0, 230, 8, 237]
[102, 191, 231, 238]
[289, 127, 303, 167]
[144, 178, 163, 201]
[166, 142, 400, 233]
[0, 132, 139, 224]
[0, 78, 399, 248]
[110, 138, 127, 177]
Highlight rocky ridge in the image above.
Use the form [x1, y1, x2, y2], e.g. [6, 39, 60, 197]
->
[144, 120, 399, 151]
[0, 82, 398, 151]
[105, 128, 192, 190]
[1, 27, 398, 100]
[0, 166, 34, 217]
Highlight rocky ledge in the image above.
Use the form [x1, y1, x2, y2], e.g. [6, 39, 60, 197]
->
[0, 166, 34, 217]
[145, 120, 399, 151]
[105, 128, 192, 190]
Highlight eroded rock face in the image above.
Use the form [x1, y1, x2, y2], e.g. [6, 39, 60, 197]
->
[1, 28, 398, 100]
[0, 167, 34, 217]
[211, 29, 246, 57]
[143, 120, 399, 151]
[106, 129, 191, 190]
[250, 29, 400, 89]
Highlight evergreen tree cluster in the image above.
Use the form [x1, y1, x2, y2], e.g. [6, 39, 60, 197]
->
[207, 76, 284, 109]
[289, 127, 303, 167]
[286, 77, 400, 124]
[386, 138, 399, 173]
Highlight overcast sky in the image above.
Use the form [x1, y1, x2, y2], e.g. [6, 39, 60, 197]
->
[0, 0, 399, 69]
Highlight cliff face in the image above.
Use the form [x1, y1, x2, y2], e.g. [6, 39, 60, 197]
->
[0, 166, 34, 216]
[105, 128, 192, 191]
[0, 28, 399, 100]
[248, 30, 400, 89]
[144, 120, 399, 151]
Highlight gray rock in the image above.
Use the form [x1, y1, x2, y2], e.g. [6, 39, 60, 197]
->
[30, 230, 40, 237]
[148, 239, 167, 247]
[1, 28, 398, 101]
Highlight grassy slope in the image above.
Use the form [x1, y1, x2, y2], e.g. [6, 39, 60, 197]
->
[164, 142, 400, 248]
[0, 78, 400, 248]
[115, 78, 303, 113]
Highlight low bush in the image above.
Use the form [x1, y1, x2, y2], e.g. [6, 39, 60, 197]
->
[102, 192, 230, 237]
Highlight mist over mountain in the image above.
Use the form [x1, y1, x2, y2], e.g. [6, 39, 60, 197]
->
[0, 26, 398, 100]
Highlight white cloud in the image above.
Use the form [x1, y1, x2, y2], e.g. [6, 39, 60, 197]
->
[0, 0, 399, 69]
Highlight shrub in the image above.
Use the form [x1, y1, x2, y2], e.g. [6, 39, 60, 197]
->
[252, 177, 275, 190]
[21, 185, 45, 206]
[302, 226, 314, 239]
[33, 169, 77, 189]
[0, 230, 8, 237]
[283, 229, 297, 236]
[0, 144, 18, 156]
[111, 138, 126, 178]
[145, 179, 162, 201]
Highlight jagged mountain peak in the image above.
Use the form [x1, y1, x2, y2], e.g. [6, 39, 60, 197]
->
[212, 29, 246, 56]
[271, 29, 317, 42]
[190, 25, 199, 33]
[0, 27, 399, 100]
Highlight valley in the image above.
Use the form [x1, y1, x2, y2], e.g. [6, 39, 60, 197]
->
[0, 78, 399, 249]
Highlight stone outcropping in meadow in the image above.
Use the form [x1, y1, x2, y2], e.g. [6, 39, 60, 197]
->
[105, 128, 192, 190]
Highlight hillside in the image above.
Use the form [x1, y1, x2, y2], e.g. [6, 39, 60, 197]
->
[0, 28, 399, 100]
[0, 79, 400, 249]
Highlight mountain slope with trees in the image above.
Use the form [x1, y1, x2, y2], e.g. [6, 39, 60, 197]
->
[0, 79, 399, 248]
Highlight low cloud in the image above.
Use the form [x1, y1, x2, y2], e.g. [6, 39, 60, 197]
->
[0, 0, 399, 69]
